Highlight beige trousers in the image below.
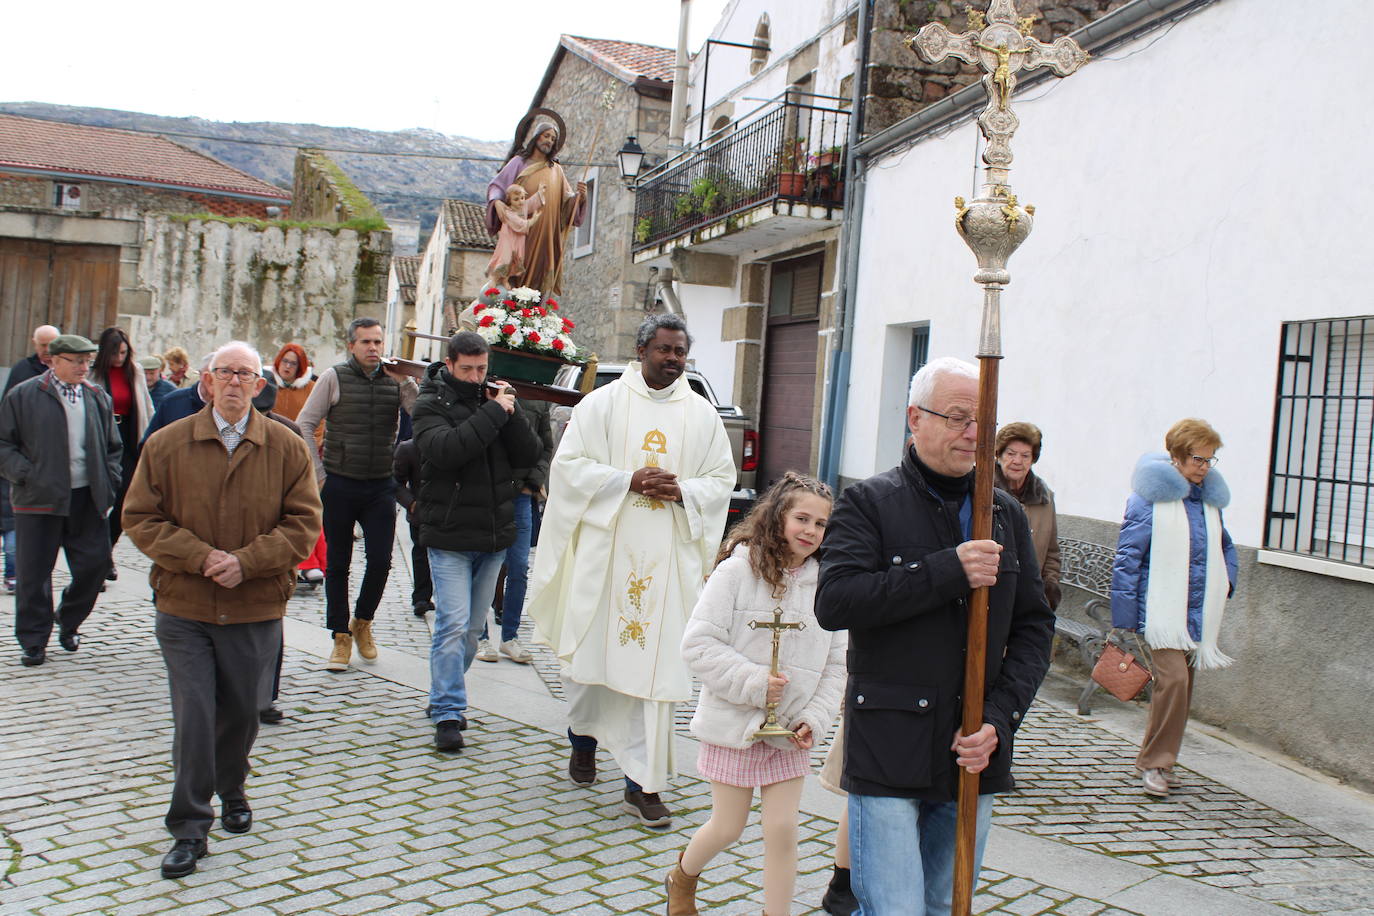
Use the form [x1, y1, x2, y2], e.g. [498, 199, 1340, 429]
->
[1135, 647, 1196, 771]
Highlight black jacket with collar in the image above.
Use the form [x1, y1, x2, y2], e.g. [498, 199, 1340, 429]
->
[815, 445, 1054, 800]
[410, 363, 540, 553]
[0, 373, 123, 517]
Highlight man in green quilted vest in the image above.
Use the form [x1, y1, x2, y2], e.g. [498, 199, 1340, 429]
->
[298, 318, 418, 670]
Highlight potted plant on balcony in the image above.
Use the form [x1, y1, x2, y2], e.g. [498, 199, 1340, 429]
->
[812, 144, 843, 169]
[469, 285, 582, 384]
[777, 137, 806, 197]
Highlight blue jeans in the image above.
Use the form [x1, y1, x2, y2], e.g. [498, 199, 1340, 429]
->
[3, 528, 14, 580]
[483, 493, 533, 643]
[850, 793, 994, 916]
[428, 547, 506, 724]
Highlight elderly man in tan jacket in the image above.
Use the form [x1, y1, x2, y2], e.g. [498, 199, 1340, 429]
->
[123, 341, 321, 880]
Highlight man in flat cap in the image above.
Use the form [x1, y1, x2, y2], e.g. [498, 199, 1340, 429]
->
[0, 334, 122, 667]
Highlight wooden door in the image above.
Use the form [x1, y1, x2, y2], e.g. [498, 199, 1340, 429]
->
[0, 239, 119, 366]
[758, 252, 823, 490]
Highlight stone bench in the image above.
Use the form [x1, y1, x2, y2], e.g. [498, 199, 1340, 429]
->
[1055, 537, 1152, 714]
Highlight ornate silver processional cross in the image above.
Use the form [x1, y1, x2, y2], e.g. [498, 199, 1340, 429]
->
[908, 5, 1087, 915]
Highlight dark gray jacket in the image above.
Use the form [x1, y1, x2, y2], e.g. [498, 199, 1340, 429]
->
[0, 372, 123, 516]
[411, 363, 540, 553]
[512, 397, 555, 494]
[816, 445, 1054, 801]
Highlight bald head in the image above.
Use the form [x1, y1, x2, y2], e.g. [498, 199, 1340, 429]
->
[33, 325, 59, 365]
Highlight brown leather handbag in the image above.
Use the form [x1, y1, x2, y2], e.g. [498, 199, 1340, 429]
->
[1092, 640, 1152, 702]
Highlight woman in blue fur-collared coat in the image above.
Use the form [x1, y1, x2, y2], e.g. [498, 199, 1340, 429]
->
[1110, 418, 1238, 799]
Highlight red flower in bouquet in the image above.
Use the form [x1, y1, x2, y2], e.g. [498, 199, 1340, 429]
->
[527, 331, 541, 344]
[503, 299, 517, 308]
[562, 318, 576, 331]
[552, 338, 566, 351]
[473, 303, 486, 313]
[479, 314, 495, 327]
[501, 323, 517, 335]
[546, 299, 559, 310]
[485, 287, 498, 296]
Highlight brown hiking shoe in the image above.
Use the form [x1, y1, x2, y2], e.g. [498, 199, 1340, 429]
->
[350, 618, 377, 660]
[326, 633, 352, 672]
[569, 746, 596, 787]
[622, 788, 672, 828]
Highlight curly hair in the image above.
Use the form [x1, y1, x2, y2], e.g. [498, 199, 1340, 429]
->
[716, 471, 834, 594]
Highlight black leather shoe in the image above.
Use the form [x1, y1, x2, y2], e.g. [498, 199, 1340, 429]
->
[59, 631, 80, 652]
[21, 647, 46, 667]
[160, 838, 207, 878]
[106, 569, 118, 582]
[258, 706, 284, 724]
[412, 600, 434, 618]
[435, 720, 465, 752]
[221, 800, 252, 834]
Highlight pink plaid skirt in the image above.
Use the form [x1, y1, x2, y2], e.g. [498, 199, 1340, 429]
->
[698, 740, 810, 788]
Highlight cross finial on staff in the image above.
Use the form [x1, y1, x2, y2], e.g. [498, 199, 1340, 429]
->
[909, 0, 1087, 178]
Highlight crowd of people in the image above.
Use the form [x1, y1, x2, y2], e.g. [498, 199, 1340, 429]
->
[0, 315, 1238, 914]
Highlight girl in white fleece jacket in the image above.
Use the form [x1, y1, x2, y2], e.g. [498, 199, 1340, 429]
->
[666, 472, 847, 916]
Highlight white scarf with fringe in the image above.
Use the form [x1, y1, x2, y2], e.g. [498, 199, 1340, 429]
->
[1143, 499, 1233, 670]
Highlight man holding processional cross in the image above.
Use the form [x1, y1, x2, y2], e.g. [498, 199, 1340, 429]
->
[818, 0, 1084, 912]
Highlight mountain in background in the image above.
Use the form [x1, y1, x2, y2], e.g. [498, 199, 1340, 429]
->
[0, 101, 508, 246]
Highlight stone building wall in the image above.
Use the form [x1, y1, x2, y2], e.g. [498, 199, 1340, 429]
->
[0, 171, 285, 218]
[292, 148, 384, 225]
[538, 52, 673, 363]
[126, 213, 392, 369]
[864, 0, 1127, 135]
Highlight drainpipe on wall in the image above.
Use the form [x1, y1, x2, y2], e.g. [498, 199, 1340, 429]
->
[652, 267, 681, 314]
[816, 0, 873, 490]
[669, 0, 691, 149]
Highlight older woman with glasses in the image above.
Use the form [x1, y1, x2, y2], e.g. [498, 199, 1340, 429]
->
[994, 422, 1061, 609]
[1109, 418, 1238, 798]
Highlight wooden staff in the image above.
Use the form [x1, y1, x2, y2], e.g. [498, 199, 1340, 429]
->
[953, 349, 1000, 916]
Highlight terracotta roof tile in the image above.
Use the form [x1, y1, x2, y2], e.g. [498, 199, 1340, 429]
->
[392, 255, 420, 305]
[393, 254, 421, 287]
[0, 114, 290, 201]
[442, 199, 495, 250]
[564, 36, 676, 84]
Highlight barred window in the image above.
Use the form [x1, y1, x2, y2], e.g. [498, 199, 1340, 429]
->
[1265, 317, 1373, 567]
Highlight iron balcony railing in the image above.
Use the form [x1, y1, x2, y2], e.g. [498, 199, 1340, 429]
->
[632, 91, 850, 251]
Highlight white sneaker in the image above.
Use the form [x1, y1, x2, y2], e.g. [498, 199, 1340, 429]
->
[302, 568, 324, 583]
[476, 639, 499, 662]
[1141, 768, 1170, 797]
[500, 638, 532, 664]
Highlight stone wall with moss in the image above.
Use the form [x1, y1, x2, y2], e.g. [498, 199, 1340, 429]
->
[126, 213, 393, 368]
[291, 148, 388, 230]
[865, 0, 1127, 136]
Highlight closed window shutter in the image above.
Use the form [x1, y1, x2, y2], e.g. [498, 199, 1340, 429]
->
[790, 258, 820, 318]
[1313, 321, 1374, 562]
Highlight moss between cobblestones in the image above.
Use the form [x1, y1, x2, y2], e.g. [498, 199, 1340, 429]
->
[2, 826, 21, 880]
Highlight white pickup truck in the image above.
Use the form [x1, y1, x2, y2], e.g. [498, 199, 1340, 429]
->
[550, 363, 759, 524]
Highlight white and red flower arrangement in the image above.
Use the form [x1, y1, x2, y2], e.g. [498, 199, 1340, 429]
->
[471, 285, 579, 359]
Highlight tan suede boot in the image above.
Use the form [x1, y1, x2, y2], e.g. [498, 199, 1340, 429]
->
[665, 851, 699, 916]
[350, 618, 377, 660]
[326, 633, 352, 672]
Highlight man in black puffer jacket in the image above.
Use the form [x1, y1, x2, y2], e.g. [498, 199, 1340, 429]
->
[412, 332, 539, 752]
[815, 356, 1054, 915]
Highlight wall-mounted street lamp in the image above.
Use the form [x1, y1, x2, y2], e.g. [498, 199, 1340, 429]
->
[617, 136, 646, 184]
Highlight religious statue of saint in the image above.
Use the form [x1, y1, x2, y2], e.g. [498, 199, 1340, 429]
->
[486, 110, 588, 296]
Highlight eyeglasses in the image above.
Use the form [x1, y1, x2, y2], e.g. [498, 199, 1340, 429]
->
[210, 368, 260, 382]
[917, 405, 977, 431]
[1189, 454, 1219, 468]
[54, 355, 93, 367]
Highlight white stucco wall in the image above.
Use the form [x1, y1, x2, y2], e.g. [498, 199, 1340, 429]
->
[688, 0, 857, 139]
[841, 0, 1370, 547]
[678, 282, 739, 398]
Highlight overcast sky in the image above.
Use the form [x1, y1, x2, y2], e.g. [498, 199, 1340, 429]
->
[3, 0, 729, 142]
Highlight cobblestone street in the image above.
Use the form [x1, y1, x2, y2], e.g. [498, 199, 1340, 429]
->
[3, 534, 1372, 915]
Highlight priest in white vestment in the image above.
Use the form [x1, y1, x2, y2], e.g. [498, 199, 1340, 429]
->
[527, 315, 736, 827]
